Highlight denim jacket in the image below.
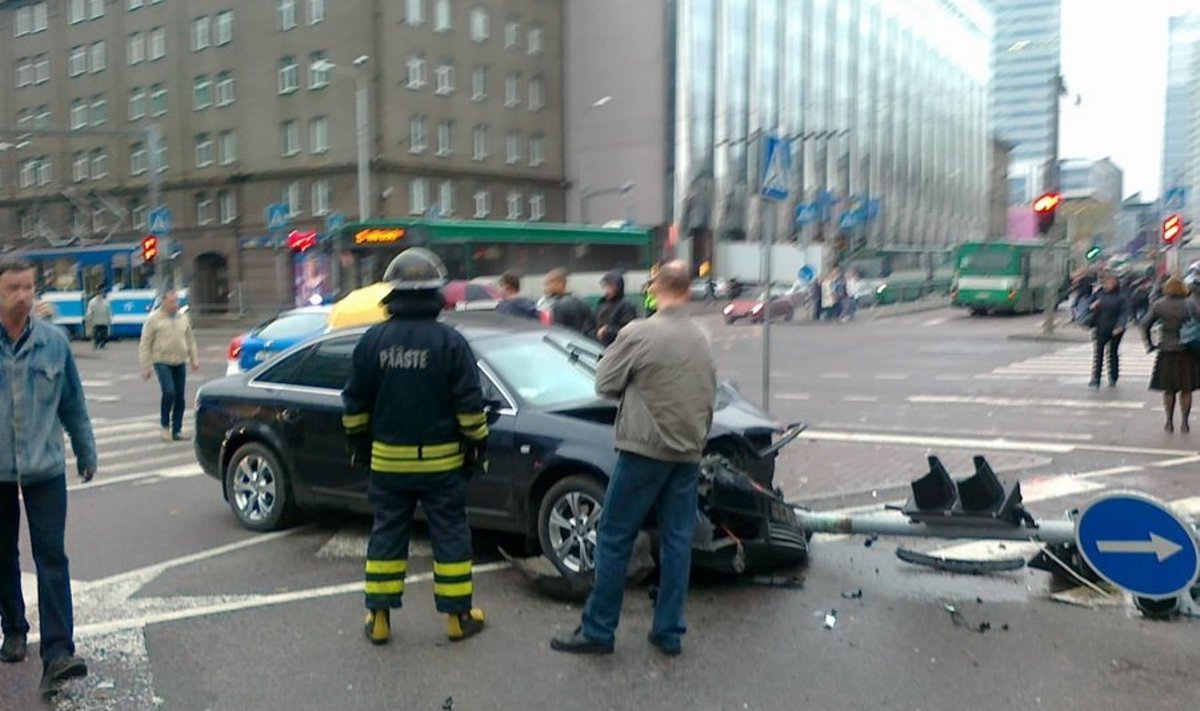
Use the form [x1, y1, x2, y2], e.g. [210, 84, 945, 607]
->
[0, 317, 97, 484]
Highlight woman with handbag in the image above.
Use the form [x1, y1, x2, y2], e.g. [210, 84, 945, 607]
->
[1141, 276, 1200, 433]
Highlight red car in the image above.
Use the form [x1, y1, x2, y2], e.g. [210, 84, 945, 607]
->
[722, 291, 798, 324]
[441, 280, 501, 309]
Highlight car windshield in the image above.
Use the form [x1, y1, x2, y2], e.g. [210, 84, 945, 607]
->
[255, 312, 328, 341]
[472, 333, 599, 408]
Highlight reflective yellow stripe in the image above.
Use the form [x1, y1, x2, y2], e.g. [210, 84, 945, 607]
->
[342, 413, 370, 429]
[371, 441, 461, 460]
[364, 580, 405, 595]
[433, 560, 472, 577]
[371, 454, 465, 474]
[461, 424, 489, 441]
[456, 412, 486, 427]
[365, 560, 407, 575]
[433, 581, 473, 598]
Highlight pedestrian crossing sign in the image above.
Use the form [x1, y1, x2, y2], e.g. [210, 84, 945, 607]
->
[760, 135, 791, 202]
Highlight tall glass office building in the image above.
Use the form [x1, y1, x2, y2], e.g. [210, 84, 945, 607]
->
[672, 0, 993, 250]
[1163, 14, 1200, 222]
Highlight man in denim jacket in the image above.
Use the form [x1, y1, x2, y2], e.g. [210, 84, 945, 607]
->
[0, 257, 97, 699]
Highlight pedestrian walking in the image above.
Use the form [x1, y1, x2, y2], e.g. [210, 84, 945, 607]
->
[494, 271, 539, 320]
[0, 257, 97, 699]
[540, 268, 597, 338]
[85, 288, 112, 349]
[844, 268, 863, 321]
[595, 271, 638, 347]
[343, 248, 489, 646]
[138, 290, 199, 442]
[551, 260, 716, 657]
[1087, 272, 1129, 388]
[1141, 276, 1200, 433]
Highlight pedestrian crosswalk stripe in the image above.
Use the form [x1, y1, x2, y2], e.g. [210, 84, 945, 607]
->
[989, 344, 1157, 381]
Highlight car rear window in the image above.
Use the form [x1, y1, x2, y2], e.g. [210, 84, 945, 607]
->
[256, 312, 328, 341]
[473, 334, 598, 408]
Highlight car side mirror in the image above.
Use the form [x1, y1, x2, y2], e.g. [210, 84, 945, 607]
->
[484, 398, 504, 424]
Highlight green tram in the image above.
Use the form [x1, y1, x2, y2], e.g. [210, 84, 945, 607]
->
[845, 247, 955, 306]
[951, 241, 1071, 315]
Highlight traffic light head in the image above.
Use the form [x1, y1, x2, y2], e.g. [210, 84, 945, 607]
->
[141, 235, 159, 263]
[1033, 192, 1061, 235]
[1085, 246, 1102, 262]
[1163, 213, 1184, 245]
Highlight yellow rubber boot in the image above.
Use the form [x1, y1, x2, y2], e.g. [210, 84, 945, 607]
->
[447, 608, 486, 642]
[364, 609, 390, 645]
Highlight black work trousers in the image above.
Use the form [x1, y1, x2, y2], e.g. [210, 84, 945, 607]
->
[1093, 330, 1123, 384]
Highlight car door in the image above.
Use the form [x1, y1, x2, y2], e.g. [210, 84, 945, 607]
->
[465, 364, 522, 522]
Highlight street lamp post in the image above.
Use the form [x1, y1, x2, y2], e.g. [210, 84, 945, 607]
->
[577, 95, 614, 223]
[312, 56, 371, 222]
[580, 181, 635, 225]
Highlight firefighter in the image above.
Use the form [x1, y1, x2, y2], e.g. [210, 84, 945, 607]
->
[342, 247, 489, 645]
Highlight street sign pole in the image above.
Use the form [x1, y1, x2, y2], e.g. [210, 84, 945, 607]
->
[760, 190, 772, 412]
[757, 133, 791, 412]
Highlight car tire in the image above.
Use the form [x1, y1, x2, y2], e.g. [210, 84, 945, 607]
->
[225, 442, 297, 532]
[537, 474, 607, 580]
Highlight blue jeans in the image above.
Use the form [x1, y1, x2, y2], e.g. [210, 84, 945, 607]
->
[154, 363, 187, 434]
[581, 452, 698, 648]
[0, 476, 75, 668]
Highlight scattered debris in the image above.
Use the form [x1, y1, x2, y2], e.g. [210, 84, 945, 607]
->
[978, 622, 992, 633]
[975, 597, 983, 604]
[841, 589, 863, 600]
[1002, 624, 1010, 631]
[744, 574, 805, 589]
[897, 547, 1026, 574]
[1050, 582, 1124, 610]
[96, 681, 116, 691]
[824, 611, 838, 629]
[442, 696, 455, 711]
[864, 535, 879, 548]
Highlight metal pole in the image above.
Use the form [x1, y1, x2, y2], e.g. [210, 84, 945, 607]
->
[355, 70, 371, 222]
[580, 192, 590, 225]
[793, 509, 1077, 545]
[760, 198, 772, 412]
[146, 124, 168, 298]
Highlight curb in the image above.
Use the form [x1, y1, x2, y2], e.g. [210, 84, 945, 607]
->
[867, 298, 952, 320]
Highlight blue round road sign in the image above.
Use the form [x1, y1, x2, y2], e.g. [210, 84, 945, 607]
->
[1076, 493, 1200, 599]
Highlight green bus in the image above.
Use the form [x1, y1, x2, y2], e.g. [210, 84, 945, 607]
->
[845, 247, 955, 306]
[951, 241, 1070, 315]
[332, 218, 653, 303]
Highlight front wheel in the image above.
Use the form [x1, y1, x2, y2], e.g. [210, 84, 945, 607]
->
[225, 442, 297, 531]
[538, 475, 607, 578]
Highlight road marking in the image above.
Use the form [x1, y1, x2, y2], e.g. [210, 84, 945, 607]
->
[841, 395, 879, 403]
[87, 395, 121, 403]
[908, 395, 1145, 411]
[776, 393, 811, 401]
[920, 317, 949, 327]
[1148, 454, 1200, 468]
[1021, 476, 1107, 503]
[69, 464, 202, 492]
[934, 374, 969, 381]
[1073, 465, 1144, 480]
[799, 429, 1077, 454]
[810, 422, 1095, 443]
[68, 442, 189, 469]
[82, 380, 114, 388]
[819, 373, 850, 380]
[875, 374, 909, 381]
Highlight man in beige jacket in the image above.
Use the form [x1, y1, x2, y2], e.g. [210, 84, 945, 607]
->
[138, 291, 199, 441]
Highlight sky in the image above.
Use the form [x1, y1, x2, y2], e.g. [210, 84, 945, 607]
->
[1059, 0, 1200, 200]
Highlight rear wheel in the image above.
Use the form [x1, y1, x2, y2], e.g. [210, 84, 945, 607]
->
[538, 475, 607, 578]
[225, 442, 297, 531]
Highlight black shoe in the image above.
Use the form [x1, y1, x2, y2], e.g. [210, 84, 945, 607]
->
[171, 432, 183, 441]
[1088, 380, 1100, 388]
[1108, 379, 1117, 387]
[550, 627, 613, 655]
[0, 633, 26, 663]
[647, 632, 681, 657]
[39, 656, 87, 698]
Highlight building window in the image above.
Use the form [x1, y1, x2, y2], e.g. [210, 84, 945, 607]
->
[409, 115, 427, 153]
[471, 66, 487, 101]
[73, 152, 89, 183]
[35, 106, 51, 129]
[470, 7, 489, 41]
[90, 96, 108, 126]
[37, 157, 52, 186]
[472, 125, 488, 161]
[195, 193, 213, 225]
[129, 0, 143, 10]
[34, 54, 49, 84]
[504, 74, 520, 108]
[310, 116, 329, 154]
[529, 193, 545, 221]
[216, 10, 234, 45]
[435, 62, 455, 95]
[279, 0, 297, 30]
[14, 2, 47, 35]
[309, 51, 329, 89]
[216, 72, 235, 106]
[16, 59, 33, 87]
[439, 180, 455, 215]
[473, 190, 490, 218]
[130, 142, 147, 175]
[529, 134, 545, 167]
[436, 121, 453, 157]
[88, 41, 106, 73]
[405, 0, 425, 25]
[69, 0, 86, 25]
[279, 57, 299, 94]
[193, 76, 213, 110]
[70, 100, 88, 130]
[407, 55, 427, 89]
[529, 75, 544, 111]
[308, 0, 326, 25]
[129, 87, 146, 120]
[281, 120, 300, 156]
[16, 110, 32, 129]
[283, 181, 302, 216]
[195, 133, 214, 167]
[410, 178, 429, 215]
[311, 179, 330, 216]
[70, 207, 89, 236]
[154, 141, 168, 172]
[89, 0, 104, 19]
[504, 19, 519, 49]
[70, 46, 87, 77]
[506, 191, 522, 220]
[505, 132, 520, 165]
[131, 201, 147, 229]
[192, 17, 211, 52]
[149, 27, 166, 60]
[434, 0, 451, 32]
[527, 24, 544, 55]
[218, 130, 238, 165]
[128, 33, 145, 65]
[91, 149, 108, 180]
[19, 160, 35, 189]
[150, 84, 168, 116]
[219, 190, 237, 224]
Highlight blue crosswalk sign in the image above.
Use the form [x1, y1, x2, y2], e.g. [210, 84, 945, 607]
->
[148, 207, 172, 237]
[1076, 493, 1200, 599]
[760, 135, 791, 202]
[1165, 187, 1186, 212]
[266, 203, 291, 232]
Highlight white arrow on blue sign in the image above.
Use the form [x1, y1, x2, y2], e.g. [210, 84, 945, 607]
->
[760, 135, 791, 202]
[266, 203, 291, 232]
[148, 206, 172, 237]
[1076, 492, 1200, 599]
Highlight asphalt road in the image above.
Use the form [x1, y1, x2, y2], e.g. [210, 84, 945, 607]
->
[2, 309, 1198, 710]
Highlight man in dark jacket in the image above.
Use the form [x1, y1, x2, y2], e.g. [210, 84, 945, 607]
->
[1089, 272, 1130, 388]
[541, 268, 597, 338]
[495, 271, 538, 320]
[595, 271, 638, 346]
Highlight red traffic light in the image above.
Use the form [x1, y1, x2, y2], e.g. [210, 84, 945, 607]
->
[287, 230, 318, 253]
[1033, 192, 1062, 214]
[1163, 214, 1183, 244]
[141, 235, 159, 263]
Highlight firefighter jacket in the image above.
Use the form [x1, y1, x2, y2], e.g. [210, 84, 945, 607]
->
[342, 293, 488, 474]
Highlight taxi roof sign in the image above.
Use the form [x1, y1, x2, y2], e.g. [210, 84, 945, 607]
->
[354, 227, 407, 245]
